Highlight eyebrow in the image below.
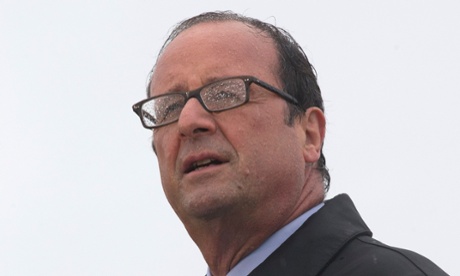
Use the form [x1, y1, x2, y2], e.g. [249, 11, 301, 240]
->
[148, 81, 186, 97]
[151, 75, 233, 96]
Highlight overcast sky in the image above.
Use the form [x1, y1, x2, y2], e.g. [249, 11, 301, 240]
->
[1, 1, 459, 275]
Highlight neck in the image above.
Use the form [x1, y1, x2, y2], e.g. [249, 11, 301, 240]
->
[185, 184, 324, 276]
[188, 211, 277, 276]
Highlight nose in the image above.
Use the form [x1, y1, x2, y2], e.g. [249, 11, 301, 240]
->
[177, 98, 217, 137]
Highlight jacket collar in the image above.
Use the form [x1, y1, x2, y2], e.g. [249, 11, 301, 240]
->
[250, 194, 372, 276]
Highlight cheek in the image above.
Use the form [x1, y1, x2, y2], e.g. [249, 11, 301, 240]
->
[154, 127, 177, 161]
[154, 131, 180, 187]
[157, 145, 182, 212]
[227, 109, 294, 169]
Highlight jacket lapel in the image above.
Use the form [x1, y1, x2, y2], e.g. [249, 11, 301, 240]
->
[249, 194, 372, 276]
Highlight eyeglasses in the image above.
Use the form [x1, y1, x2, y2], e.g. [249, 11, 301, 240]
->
[132, 76, 299, 129]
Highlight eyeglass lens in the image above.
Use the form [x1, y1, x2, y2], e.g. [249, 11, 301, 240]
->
[141, 78, 248, 127]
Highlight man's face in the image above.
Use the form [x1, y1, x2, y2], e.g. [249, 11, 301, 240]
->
[150, 21, 316, 226]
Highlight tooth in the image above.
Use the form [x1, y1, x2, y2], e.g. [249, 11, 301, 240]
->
[195, 159, 213, 167]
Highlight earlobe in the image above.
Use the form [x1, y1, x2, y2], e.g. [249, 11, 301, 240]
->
[301, 107, 326, 163]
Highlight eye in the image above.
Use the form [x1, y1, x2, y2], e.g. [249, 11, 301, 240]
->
[200, 79, 247, 110]
[141, 110, 157, 125]
[152, 94, 185, 124]
[213, 89, 240, 100]
[161, 102, 183, 121]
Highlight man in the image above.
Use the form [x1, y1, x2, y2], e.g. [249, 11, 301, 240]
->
[133, 11, 447, 276]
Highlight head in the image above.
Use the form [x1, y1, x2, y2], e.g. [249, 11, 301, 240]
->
[149, 11, 330, 191]
[136, 11, 328, 229]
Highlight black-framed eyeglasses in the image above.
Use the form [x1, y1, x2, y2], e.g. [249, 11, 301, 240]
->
[132, 76, 299, 129]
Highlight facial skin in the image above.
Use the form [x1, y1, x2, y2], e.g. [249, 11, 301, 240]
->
[149, 21, 325, 274]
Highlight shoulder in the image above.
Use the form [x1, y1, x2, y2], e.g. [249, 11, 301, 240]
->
[322, 235, 448, 276]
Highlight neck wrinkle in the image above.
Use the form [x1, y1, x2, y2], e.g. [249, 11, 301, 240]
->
[191, 214, 276, 276]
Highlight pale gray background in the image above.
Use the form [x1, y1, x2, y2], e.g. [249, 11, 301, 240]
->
[1, 1, 458, 275]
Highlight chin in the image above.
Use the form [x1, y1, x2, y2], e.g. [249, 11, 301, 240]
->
[180, 193, 238, 221]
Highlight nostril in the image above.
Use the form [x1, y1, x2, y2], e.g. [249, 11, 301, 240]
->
[193, 127, 210, 134]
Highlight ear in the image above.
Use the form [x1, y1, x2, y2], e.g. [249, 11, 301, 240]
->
[298, 107, 326, 163]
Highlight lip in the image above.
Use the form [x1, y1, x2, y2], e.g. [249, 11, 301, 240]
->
[181, 152, 228, 175]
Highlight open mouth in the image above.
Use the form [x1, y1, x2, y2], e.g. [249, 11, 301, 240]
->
[185, 158, 224, 174]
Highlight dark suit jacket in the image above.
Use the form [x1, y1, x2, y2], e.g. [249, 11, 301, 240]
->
[249, 194, 448, 276]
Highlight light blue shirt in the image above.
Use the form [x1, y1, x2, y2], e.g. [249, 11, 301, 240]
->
[206, 203, 324, 276]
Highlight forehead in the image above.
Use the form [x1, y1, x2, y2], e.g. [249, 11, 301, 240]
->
[150, 21, 280, 96]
